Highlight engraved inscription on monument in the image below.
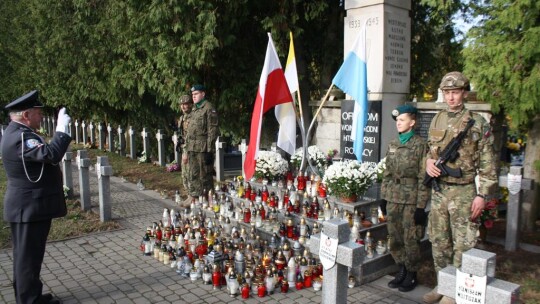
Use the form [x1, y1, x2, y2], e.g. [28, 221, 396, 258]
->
[384, 13, 410, 93]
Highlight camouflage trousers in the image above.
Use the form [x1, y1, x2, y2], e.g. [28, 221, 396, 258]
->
[187, 151, 214, 197]
[181, 153, 190, 192]
[428, 182, 479, 273]
[387, 202, 423, 271]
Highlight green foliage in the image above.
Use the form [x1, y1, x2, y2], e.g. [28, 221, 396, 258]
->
[411, 0, 465, 100]
[1, 0, 466, 146]
[463, 0, 540, 129]
[1, 0, 346, 146]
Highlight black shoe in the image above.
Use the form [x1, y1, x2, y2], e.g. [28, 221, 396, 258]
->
[38, 293, 62, 304]
[41, 293, 53, 302]
[398, 271, 417, 292]
[388, 264, 407, 288]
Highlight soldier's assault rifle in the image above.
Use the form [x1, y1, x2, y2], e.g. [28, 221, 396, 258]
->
[423, 119, 475, 192]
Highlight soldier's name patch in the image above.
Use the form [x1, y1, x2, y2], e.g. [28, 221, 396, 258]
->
[25, 138, 42, 149]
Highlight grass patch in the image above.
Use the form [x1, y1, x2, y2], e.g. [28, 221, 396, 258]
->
[0, 143, 127, 249]
[81, 144, 187, 199]
[0, 164, 11, 249]
[48, 199, 121, 241]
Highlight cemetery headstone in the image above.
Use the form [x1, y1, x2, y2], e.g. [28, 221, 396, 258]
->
[117, 125, 126, 156]
[172, 131, 181, 164]
[96, 156, 113, 222]
[48, 117, 54, 136]
[498, 166, 535, 251]
[141, 128, 150, 159]
[215, 136, 226, 182]
[129, 126, 136, 159]
[309, 219, 364, 304]
[74, 120, 80, 144]
[82, 121, 88, 145]
[239, 139, 247, 179]
[68, 121, 74, 138]
[41, 117, 47, 134]
[97, 123, 105, 150]
[77, 149, 91, 211]
[62, 152, 73, 198]
[437, 248, 520, 304]
[88, 122, 95, 144]
[107, 124, 114, 152]
[156, 129, 166, 166]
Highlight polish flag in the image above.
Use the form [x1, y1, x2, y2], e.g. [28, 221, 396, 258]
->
[244, 33, 293, 180]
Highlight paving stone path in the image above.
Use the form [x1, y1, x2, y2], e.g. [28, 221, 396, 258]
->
[0, 166, 429, 303]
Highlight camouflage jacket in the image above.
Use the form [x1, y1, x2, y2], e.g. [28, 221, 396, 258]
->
[178, 113, 190, 151]
[185, 99, 219, 153]
[381, 134, 429, 208]
[427, 107, 497, 195]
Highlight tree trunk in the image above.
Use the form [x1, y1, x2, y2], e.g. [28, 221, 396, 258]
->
[521, 114, 540, 231]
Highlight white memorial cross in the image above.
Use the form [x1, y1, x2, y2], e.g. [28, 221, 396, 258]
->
[238, 139, 247, 179]
[498, 166, 534, 251]
[309, 219, 364, 304]
[437, 248, 520, 304]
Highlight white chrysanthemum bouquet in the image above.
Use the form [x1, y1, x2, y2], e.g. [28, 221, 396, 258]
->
[255, 151, 289, 180]
[322, 160, 377, 198]
[290, 145, 327, 171]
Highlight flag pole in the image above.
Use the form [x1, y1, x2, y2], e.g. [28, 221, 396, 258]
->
[305, 83, 334, 177]
[296, 85, 309, 174]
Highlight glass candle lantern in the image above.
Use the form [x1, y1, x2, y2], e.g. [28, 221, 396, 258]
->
[371, 207, 379, 225]
[257, 283, 266, 298]
[241, 283, 250, 299]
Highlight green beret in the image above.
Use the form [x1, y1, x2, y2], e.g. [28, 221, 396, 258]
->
[392, 104, 417, 120]
[5, 90, 44, 111]
[191, 84, 206, 92]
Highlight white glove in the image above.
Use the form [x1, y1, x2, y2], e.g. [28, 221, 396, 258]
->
[56, 107, 71, 133]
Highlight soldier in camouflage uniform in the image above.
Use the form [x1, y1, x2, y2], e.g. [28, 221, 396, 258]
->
[178, 95, 193, 205]
[380, 104, 429, 293]
[423, 72, 497, 304]
[184, 84, 219, 205]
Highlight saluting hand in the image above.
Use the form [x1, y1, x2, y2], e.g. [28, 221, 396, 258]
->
[55, 107, 71, 133]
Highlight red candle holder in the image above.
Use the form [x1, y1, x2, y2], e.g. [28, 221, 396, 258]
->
[257, 283, 267, 297]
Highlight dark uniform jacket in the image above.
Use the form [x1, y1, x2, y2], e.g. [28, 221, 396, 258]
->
[2, 121, 72, 223]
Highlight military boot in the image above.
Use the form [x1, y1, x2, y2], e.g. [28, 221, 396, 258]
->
[439, 296, 456, 304]
[387, 264, 407, 288]
[398, 271, 417, 292]
[422, 287, 443, 304]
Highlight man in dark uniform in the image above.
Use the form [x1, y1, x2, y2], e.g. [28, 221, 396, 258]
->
[2, 90, 72, 304]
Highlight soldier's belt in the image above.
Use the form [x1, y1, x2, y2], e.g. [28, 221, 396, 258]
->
[392, 178, 417, 185]
[437, 177, 475, 185]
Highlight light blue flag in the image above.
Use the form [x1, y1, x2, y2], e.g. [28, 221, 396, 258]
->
[332, 24, 368, 161]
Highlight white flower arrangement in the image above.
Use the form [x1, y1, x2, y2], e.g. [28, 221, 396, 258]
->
[255, 151, 289, 180]
[375, 157, 386, 182]
[138, 151, 148, 164]
[63, 185, 70, 199]
[322, 160, 377, 198]
[290, 145, 327, 170]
